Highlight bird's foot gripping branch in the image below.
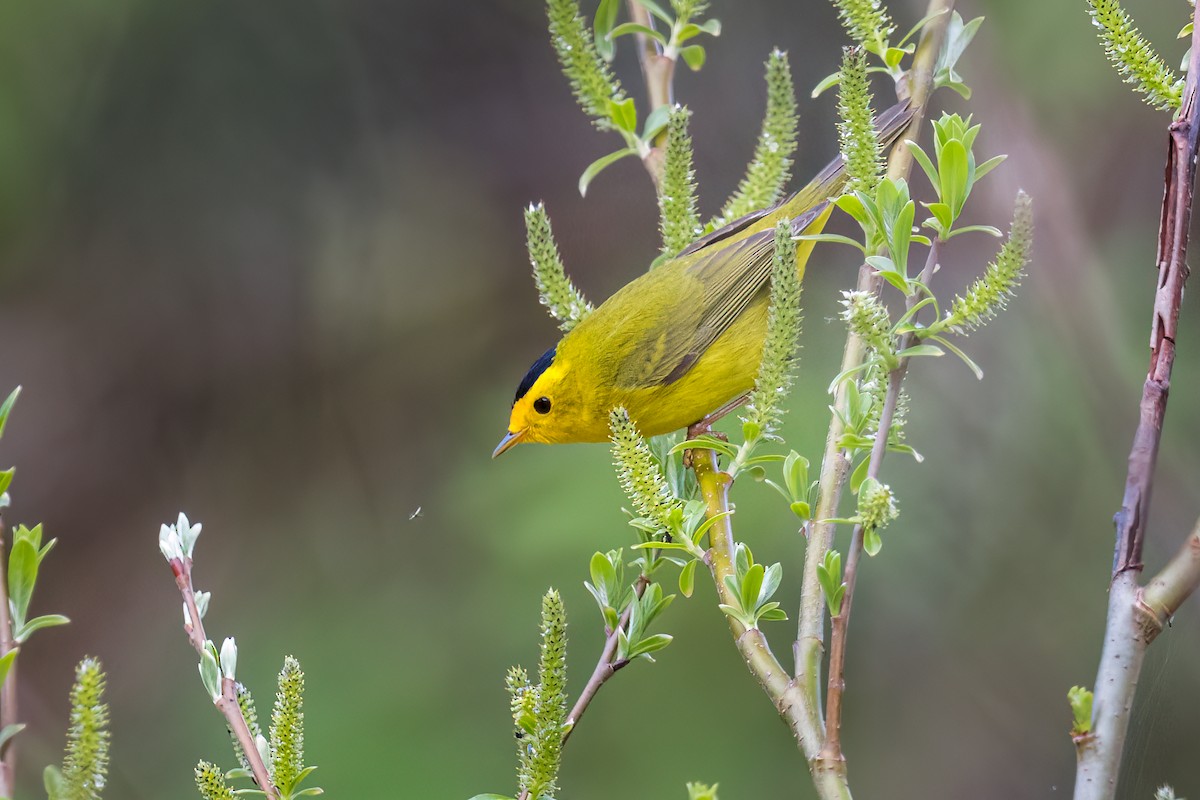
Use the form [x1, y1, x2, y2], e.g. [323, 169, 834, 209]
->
[480, 1, 1035, 799]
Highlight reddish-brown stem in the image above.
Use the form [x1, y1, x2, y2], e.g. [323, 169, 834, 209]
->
[818, 240, 939, 766]
[1112, 16, 1200, 578]
[0, 515, 15, 798]
[624, 0, 675, 184]
[170, 557, 278, 800]
[1075, 7, 1200, 798]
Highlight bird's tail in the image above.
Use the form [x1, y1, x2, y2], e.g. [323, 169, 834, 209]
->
[780, 99, 917, 223]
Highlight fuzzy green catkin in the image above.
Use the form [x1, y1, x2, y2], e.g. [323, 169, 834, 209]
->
[525, 589, 568, 800]
[659, 106, 702, 258]
[840, 291, 893, 360]
[546, 0, 626, 127]
[947, 191, 1033, 333]
[837, 48, 881, 196]
[1087, 0, 1182, 111]
[269, 657, 305, 794]
[228, 682, 261, 770]
[743, 221, 802, 439]
[718, 50, 798, 225]
[833, 0, 894, 52]
[194, 762, 236, 800]
[610, 408, 684, 532]
[61, 658, 110, 800]
[858, 478, 898, 531]
[671, 0, 708, 21]
[526, 204, 592, 331]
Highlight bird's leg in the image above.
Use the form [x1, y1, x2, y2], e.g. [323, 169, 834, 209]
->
[682, 394, 749, 467]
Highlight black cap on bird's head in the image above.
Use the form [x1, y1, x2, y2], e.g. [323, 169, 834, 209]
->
[494, 345, 557, 457]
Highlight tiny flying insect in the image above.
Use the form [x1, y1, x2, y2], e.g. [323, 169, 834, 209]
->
[408, 506, 423, 520]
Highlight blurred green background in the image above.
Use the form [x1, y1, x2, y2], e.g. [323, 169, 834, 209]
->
[1, 0, 1199, 797]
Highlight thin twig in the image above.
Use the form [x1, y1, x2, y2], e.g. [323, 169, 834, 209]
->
[169, 556, 279, 800]
[1074, 6, 1200, 797]
[0, 514, 15, 799]
[562, 574, 649, 743]
[796, 1, 955, 785]
[819, 240, 939, 765]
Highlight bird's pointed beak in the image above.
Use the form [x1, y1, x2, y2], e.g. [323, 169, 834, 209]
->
[492, 429, 527, 459]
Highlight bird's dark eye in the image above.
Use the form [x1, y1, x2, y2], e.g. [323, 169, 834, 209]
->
[534, 396, 552, 414]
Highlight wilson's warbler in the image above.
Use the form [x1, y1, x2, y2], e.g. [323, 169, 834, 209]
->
[494, 103, 912, 457]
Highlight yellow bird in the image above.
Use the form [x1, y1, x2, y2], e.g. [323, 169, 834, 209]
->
[494, 104, 911, 457]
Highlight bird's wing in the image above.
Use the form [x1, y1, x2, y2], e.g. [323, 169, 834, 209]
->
[613, 224, 779, 389]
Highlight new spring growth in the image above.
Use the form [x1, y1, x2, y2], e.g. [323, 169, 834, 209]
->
[858, 477, 898, 556]
[945, 192, 1034, 333]
[159, 513, 202, 562]
[1154, 786, 1182, 800]
[659, 106, 702, 259]
[837, 47, 882, 196]
[610, 408, 684, 536]
[195, 762, 236, 800]
[1068, 685, 1093, 737]
[525, 203, 592, 331]
[833, 0, 895, 57]
[546, 0, 626, 128]
[270, 657, 306, 796]
[840, 291, 896, 368]
[1087, 0, 1182, 111]
[519, 590, 568, 800]
[740, 221, 802, 442]
[54, 658, 110, 800]
[506, 666, 538, 738]
[687, 782, 720, 800]
[718, 50, 798, 225]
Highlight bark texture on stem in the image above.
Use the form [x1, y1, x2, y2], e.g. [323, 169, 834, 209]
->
[1074, 6, 1200, 798]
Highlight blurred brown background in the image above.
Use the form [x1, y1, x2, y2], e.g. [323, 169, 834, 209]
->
[1, 0, 1199, 797]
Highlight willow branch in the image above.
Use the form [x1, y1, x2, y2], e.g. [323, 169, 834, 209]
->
[168, 556, 279, 800]
[795, 0, 955, 748]
[0, 515, 15, 799]
[1073, 7, 1200, 799]
[625, 0, 675, 184]
[819, 240, 939, 766]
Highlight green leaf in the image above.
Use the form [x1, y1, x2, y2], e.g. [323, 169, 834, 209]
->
[938, 138, 969, 217]
[863, 527, 883, 556]
[739, 564, 764, 615]
[906, 141, 938, 189]
[628, 633, 673, 658]
[0, 470, 12, 497]
[795, 232, 867, 252]
[641, 103, 672, 141]
[896, 344, 944, 358]
[467, 795, 517, 800]
[756, 604, 788, 622]
[0, 387, 19, 441]
[15, 614, 70, 643]
[609, 22, 667, 46]
[44, 765, 66, 800]
[0, 649, 16, 687]
[929, 335, 984, 379]
[7, 537, 38, 625]
[849, 456, 871, 494]
[947, 224, 1002, 239]
[0, 723, 24, 752]
[594, 0, 620, 61]
[975, 154, 1006, 182]
[679, 45, 706, 71]
[678, 559, 697, 597]
[606, 96, 638, 133]
[578, 147, 636, 196]
[811, 70, 841, 98]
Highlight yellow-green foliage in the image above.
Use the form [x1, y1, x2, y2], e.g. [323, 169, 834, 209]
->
[194, 762, 236, 800]
[743, 221, 802, 439]
[59, 658, 110, 800]
[610, 408, 684, 532]
[546, 0, 626, 127]
[659, 106, 702, 258]
[526, 203, 593, 331]
[837, 48, 881, 196]
[1087, 0, 1182, 111]
[269, 657, 305, 795]
[833, 0, 894, 53]
[947, 191, 1033, 333]
[719, 50, 799, 224]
